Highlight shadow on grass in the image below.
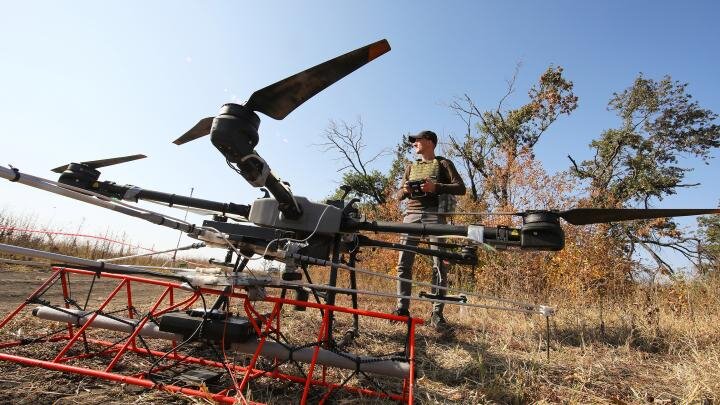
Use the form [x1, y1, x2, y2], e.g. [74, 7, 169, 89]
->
[551, 322, 670, 354]
[330, 318, 543, 404]
[417, 322, 543, 404]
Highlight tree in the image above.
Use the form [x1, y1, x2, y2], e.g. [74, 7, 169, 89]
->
[697, 208, 720, 276]
[318, 118, 390, 204]
[569, 74, 720, 275]
[447, 65, 578, 209]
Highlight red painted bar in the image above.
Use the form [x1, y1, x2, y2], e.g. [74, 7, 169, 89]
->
[238, 302, 282, 392]
[105, 287, 172, 372]
[0, 352, 258, 404]
[0, 268, 61, 330]
[0, 267, 416, 403]
[53, 279, 128, 363]
[302, 308, 331, 405]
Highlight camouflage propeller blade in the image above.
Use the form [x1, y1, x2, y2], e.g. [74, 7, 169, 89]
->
[245, 39, 391, 120]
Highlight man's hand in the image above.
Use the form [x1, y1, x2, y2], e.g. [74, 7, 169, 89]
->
[403, 182, 412, 195]
[421, 178, 437, 193]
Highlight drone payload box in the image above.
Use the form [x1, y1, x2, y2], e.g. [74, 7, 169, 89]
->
[249, 197, 343, 235]
[158, 310, 258, 344]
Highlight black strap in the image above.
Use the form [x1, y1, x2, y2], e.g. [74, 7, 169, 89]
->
[9, 166, 20, 182]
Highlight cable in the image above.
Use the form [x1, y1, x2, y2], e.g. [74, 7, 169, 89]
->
[289, 252, 552, 313]
[145, 286, 210, 384]
[172, 187, 194, 264]
[219, 295, 247, 404]
[258, 204, 333, 260]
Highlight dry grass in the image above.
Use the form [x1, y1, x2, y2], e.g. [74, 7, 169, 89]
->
[1, 212, 719, 403]
[0, 209, 202, 268]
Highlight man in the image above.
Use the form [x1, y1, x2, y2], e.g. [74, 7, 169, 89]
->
[394, 130, 466, 329]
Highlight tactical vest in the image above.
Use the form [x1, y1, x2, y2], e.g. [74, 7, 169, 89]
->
[407, 158, 457, 213]
[408, 159, 440, 182]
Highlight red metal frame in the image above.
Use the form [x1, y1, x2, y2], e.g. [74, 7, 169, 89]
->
[0, 266, 421, 404]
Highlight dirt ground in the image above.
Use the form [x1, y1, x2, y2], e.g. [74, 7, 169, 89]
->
[2, 265, 717, 404]
[0, 265, 202, 404]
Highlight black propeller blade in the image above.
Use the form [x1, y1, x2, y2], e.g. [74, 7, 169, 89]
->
[557, 208, 720, 225]
[173, 39, 391, 145]
[245, 39, 390, 120]
[51, 154, 147, 173]
[173, 117, 214, 146]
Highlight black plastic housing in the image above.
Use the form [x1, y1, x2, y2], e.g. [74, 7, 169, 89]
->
[58, 163, 101, 190]
[520, 212, 565, 251]
[210, 103, 261, 162]
[209, 103, 302, 219]
[158, 311, 257, 344]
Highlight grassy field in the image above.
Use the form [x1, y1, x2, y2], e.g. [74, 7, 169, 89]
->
[0, 213, 718, 404]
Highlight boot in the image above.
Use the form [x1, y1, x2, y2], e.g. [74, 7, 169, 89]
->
[430, 311, 448, 330]
[390, 307, 410, 323]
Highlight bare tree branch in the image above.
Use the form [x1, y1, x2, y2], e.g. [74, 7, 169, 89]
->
[318, 117, 387, 204]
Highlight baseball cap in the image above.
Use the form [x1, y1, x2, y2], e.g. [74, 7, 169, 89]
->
[407, 130, 438, 145]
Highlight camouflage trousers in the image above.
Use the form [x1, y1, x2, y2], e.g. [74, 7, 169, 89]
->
[395, 210, 447, 314]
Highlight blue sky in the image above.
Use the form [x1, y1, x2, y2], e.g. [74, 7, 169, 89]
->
[1, 1, 718, 255]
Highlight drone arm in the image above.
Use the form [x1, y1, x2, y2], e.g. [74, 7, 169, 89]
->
[2, 165, 206, 237]
[0, 243, 189, 282]
[95, 182, 251, 218]
[355, 235, 477, 265]
[342, 218, 571, 250]
[343, 219, 519, 245]
[343, 219, 468, 237]
[263, 174, 302, 219]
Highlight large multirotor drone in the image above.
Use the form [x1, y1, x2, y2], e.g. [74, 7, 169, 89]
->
[1, 38, 718, 403]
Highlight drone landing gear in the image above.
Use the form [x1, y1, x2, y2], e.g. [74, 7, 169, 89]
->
[210, 253, 250, 312]
[0, 266, 419, 404]
[340, 249, 361, 348]
[324, 235, 361, 349]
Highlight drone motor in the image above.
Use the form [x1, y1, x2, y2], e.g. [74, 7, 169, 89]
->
[210, 103, 261, 160]
[520, 211, 565, 251]
[57, 163, 101, 189]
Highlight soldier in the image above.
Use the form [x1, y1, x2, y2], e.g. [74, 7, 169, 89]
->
[394, 130, 466, 329]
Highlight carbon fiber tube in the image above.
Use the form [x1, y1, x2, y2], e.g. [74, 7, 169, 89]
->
[342, 219, 521, 246]
[125, 187, 250, 218]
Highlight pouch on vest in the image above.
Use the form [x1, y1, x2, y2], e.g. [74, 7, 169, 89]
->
[408, 159, 440, 198]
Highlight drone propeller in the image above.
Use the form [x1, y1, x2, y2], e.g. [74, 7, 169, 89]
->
[245, 39, 390, 120]
[51, 154, 147, 173]
[173, 39, 391, 145]
[553, 208, 720, 225]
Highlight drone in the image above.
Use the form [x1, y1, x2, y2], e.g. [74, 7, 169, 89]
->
[1, 39, 718, 404]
